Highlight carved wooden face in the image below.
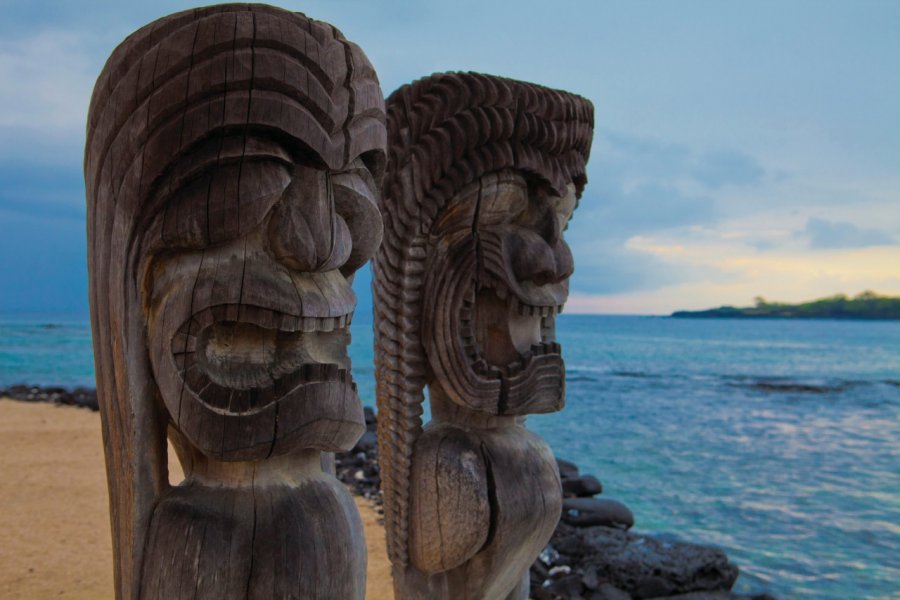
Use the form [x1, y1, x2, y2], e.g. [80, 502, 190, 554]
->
[423, 170, 576, 416]
[143, 133, 381, 460]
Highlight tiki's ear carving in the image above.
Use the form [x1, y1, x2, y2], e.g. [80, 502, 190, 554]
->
[86, 5, 384, 599]
[373, 71, 593, 577]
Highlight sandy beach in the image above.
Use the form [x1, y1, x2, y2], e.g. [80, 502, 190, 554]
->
[0, 398, 393, 600]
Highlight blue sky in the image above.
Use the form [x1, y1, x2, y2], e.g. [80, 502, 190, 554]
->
[1, 0, 898, 315]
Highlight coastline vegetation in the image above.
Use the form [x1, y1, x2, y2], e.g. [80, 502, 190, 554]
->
[671, 290, 900, 320]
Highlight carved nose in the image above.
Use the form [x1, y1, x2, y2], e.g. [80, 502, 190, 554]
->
[268, 168, 352, 272]
[509, 231, 574, 287]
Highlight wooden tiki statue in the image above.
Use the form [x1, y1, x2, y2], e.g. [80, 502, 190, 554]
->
[373, 73, 594, 599]
[84, 5, 385, 599]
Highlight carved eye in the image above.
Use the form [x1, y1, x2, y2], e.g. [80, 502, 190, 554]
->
[477, 175, 529, 227]
[161, 160, 291, 249]
[553, 183, 577, 237]
[332, 160, 382, 276]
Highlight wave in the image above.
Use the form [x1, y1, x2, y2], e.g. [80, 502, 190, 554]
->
[730, 380, 852, 394]
[610, 370, 664, 379]
[565, 368, 667, 382]
[565, 368, 899, 399]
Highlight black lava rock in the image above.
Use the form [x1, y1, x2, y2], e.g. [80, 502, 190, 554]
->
[0, 384, 98, 411]
[353, 430, 377, 453]
[557, 458, 580, 480]
[563, 474, 603, 497]
[562, 497, 634, 529]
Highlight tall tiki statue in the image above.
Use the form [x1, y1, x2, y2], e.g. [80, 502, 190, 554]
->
[373, 73, 594, 599]
[85, 5, 385, 599]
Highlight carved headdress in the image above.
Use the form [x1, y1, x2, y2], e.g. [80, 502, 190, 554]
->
[85, 5, 384, 597]
[373, 72, 593, 566]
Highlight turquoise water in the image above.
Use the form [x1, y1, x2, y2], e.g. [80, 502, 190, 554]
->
[1, 313, 898, 599]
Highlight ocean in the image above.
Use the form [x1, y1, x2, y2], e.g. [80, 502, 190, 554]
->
[1, 313, 897, 599]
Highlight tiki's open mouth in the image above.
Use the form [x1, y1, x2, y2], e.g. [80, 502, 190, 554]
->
[461, 275, 562, 378]
[172, 304, 353, 412]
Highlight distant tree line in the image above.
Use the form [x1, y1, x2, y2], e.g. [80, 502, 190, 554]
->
[671, 291, 900, 320]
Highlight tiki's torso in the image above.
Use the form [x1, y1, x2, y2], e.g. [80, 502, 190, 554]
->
[140, 461, 365, 600]
[396, 420, 561, 600]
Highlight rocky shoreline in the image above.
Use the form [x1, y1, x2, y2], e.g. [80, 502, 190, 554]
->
[0, 384, 99, 411]
[3, 385, 775, 600]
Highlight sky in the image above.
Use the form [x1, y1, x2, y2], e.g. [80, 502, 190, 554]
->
[0, 0, 898, 315]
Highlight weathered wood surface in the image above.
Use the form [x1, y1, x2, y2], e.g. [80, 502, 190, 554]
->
[373, 72, 594, 599]
[84, 5, 385, 598]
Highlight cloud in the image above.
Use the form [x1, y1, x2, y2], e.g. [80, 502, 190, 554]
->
[569, 238, 684, 294]
[0, 208, 88, 313]
[564, 130, 768, 298]
[596, 129, 768, 191]
[0, 163, 85, 220]
[802, 217, 896, 249]
[567, 240, 900, 314]
[690, 149, 765, 188]
[0, 30, 102, 165]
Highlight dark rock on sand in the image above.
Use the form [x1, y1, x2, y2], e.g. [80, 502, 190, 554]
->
[580, 524, 739, 596]
[544, 573, 584, 597]
[352, 429, 378, 453]
[591, 582, 632, 599]
[634, 575, 676, 598]
[334, 411, 383, 507]
[648, 594, 778, 600]
[562, 497, 634, 529]
[557, 458, 580, 480]
[0, 385, 98, 411]
[532, 519, 743, 598]
[563, 474, 604, 497]
[364, 406, 377, 429]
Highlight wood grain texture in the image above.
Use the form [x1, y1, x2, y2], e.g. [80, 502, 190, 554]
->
[373, 72, 594, 599]
[85, 5, 385, 598]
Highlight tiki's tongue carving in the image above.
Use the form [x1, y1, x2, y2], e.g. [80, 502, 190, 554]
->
[196, 321, 352, 391]
[473, 287, 543, 367]
[200, 322, 278, 389]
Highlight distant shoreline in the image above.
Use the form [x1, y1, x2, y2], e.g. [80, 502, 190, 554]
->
[671, 312, 899, 321]
[671, 291, 900, 320]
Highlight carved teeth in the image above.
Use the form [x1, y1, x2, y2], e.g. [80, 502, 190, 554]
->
[194, 309, 214, 329]
[280, 313, 299, 331]
[225, 304, 240, 322]
[510, 300, 558, 317]
[171, 305, 357, 413]
[171, 332, 197, 353]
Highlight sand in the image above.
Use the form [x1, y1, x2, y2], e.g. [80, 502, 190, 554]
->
[0, 398, 393, 600]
